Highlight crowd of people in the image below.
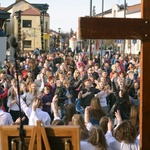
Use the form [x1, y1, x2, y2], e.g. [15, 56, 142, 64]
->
[0, 48, 140, 150]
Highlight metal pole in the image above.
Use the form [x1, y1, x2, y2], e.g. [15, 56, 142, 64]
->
[40, 13, 43, 50]
[100, 0, 104, 67]
[43, 12, 45, 50]
[124, 0, 126, 18]
[89, 0, 92, 60]
[90, 0, 92, 16]
[102, 0, 104, 17]
[123, 0, 126, 56]
[58, 28, 61, 50]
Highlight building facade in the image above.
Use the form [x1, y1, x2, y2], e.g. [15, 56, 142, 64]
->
[4, 0, 50, 53]
[96, 3, 141, 54]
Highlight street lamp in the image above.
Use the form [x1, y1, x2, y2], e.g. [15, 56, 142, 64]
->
[40, 3, 49, 50]
[15, 10, 22, 50]
[89, 0, 92, 60]
[123, 0, 127, 55]
[58, 28, 61, 50]
[100, 0, 104, 66]
[40, 10, 46, 50]
[124, 0, 127, 18]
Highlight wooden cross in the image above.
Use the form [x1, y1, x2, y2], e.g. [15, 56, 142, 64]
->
[78, 0, 150, 149]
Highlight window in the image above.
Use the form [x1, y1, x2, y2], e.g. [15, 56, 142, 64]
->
[45, 21, 48, 29]
[24, 40, 32, 48]
[23, 20, 32, 28]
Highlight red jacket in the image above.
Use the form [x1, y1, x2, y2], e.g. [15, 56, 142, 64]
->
[0, 88, 8, 112]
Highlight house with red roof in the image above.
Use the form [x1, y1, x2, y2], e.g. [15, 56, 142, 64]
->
[4, 0, 50, 52]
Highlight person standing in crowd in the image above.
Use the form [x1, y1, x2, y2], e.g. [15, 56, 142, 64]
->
[0, 98, 13, 125]
[89, 97, 106, 125]
[0, 98, 25, 125]
[54, 80, 68, 118]
[41, 86, 53, 121]
[115, 120, 139, 150]
[7, 87, 21, 122]
[129, 82, 140, 99]
[0, 81, 8, 111]
[25, 81, 44, 108]
[80, 79, 99, 108]
[71, 69, 83, 99]
[95, 83, 113, 113]
[0, 44, 141, 150]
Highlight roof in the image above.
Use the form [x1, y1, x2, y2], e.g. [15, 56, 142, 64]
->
[127, 3, 140, 14]
[21, 7, 40, 16]
[31, 3, 49, 12]
[4, 0, 27, 11]
[4, 0, 49, 13]
[0, 7, 6, 10]
[96, 9, 112, 16]
[96, 3, 140, 16]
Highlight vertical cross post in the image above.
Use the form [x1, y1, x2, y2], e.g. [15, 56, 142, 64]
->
[140, 0, 150, 149]
[78, 0, 150, 149]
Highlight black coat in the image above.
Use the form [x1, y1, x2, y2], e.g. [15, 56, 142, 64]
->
[81, 87, 100, 108]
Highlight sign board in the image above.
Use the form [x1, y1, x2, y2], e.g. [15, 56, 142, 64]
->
[44, 33, 50, 39]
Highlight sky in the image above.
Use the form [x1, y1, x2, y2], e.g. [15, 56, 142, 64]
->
[0, 0, 140, 32]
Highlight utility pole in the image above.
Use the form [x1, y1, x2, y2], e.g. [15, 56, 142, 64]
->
[58, 28, 61, 50]
[89, 0, 92, 60]
[100, 0, 104, 66]
[123, 0, 126, 56]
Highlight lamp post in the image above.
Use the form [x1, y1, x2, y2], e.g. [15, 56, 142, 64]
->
[100, 0, 104, 66]
[40, 4, 49, 51]
[102, 0, 104, 17]
[89, 0, 92, 60]
[58, 28, 61, 50]
[15, 10, 22, 51]
[123, 0, 127, 56]
[40, 11, 46, 50]
[53, 34, 56, 48]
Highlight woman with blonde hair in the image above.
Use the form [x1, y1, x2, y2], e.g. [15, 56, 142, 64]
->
[26, 80, 44, 108]
[71, 69, 83, 100]
[20, 82, 28, 100]
[7, 88, 20, 122]
[8, 78, 17, 96]
[72, 114, 96, 150]
[72, 114, 89, 140]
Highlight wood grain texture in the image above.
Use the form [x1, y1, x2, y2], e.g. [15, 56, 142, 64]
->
[78, 17, 150, 40]
[0, 124, 80, 150]
[140, 0, 150, 149]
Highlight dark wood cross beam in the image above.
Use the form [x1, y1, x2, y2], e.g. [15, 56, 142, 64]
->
[78, 18, 150, 40]
[78, 0, 150, 149]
